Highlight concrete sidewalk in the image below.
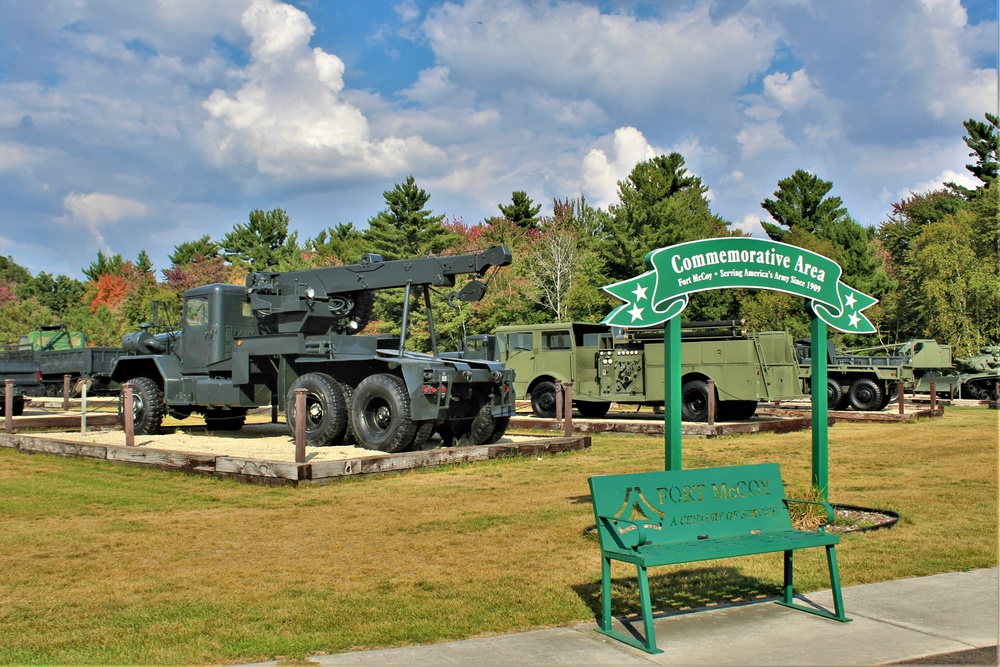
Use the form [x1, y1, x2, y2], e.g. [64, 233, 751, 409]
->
[293, 568, 998, 666]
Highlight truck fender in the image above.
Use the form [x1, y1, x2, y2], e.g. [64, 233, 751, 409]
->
[110, 355, 180, 389]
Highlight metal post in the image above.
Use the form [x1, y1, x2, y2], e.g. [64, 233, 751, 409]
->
[563, 382, 573, 437]
[555, 380, 563, 425]
[664, 316, 682, 471]
[810, 312, 829, 500]
[897, 381, 904, 415]
[4, 380, 13, 434]
[62, 374, 71, 411]
[707, 379, 716, 426]
[123, 384, 135, 447]
[294, 387, 307, 463]
[929, 382, 936, 411]
[81, 381, 88, 434]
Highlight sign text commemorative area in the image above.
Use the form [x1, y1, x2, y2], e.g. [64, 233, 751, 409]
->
[601, 238, 878, 334]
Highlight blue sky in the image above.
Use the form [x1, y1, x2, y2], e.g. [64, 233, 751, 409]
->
[1, 0, 996, 280]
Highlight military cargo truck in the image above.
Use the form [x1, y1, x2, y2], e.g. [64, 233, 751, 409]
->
[796, 339, 955, 410]
[455, 321, 806, 422]
[19, 325, 122, 396]
[0, 346, 41, 416]
[111, 247, 516, 453]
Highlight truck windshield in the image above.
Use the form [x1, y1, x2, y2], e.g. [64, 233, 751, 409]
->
[185, 297, 209, 326]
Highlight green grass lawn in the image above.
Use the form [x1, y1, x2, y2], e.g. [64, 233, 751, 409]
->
[1, 407, 996, 664]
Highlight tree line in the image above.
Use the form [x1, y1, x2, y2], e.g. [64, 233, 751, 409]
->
[1, 113, 996, 359]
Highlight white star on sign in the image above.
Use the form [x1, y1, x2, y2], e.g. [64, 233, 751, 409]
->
[844, 292, 857, 309]
[632, 284, 648, 302]
[628, 303, 644, 322]
[848, 311, 861, 328]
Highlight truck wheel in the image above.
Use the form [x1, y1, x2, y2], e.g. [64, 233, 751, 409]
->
[681, 380, 716, 422]
[351, 374, 417, 453]
[347, 290, 375, 333]
[827, 379, 844, 410]
[458, 404, 495, 447]
[576, 401, 611, 418]
[530, 381, 557, 418]
[119, 377, 165, 435]
[485, 416, 510, 444]
[340, 384, 357, 446]
[848, 378, 883, 411]
[12, 396, 25, 416]
[719, 400, 757, 421]
[411, 421, 435, 450]
[285, 373, 348, 446]
[205, 409, 247, 431]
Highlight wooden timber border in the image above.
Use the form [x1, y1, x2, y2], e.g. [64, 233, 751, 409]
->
[755, 405, 944, 423]
[0, 432, 591, 486]
[509, 414, 831, 438]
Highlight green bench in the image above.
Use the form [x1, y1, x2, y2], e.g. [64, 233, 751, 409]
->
[588, 462, 850, 654]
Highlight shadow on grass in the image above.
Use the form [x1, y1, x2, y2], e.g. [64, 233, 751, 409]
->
[572, 566, 783, 621]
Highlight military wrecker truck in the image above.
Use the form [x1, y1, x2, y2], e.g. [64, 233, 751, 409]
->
[454, 320, 806, 422]
[112, 246, 516, 453]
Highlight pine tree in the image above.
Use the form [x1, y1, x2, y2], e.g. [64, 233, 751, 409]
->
[498, 191, 541, 230]
[221, 209, 303, 270]
[362, 176, 457, 260]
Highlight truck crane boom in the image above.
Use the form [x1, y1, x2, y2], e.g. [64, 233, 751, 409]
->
[245, 246, 512, 335]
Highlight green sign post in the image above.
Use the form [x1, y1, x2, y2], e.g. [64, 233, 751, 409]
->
[602, 238, 878, 498]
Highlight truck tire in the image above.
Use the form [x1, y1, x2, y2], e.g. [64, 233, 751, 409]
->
[718, 400, 757, 421]
[848, 378, 883, 411]
[827, 379, 844, 410]
[531, 381, 557, 418]
[285, 373, 348, 446]
[458, 404, 496, 447]
[119, 377, 165, 435]
[340, 384, 357, 446]
[485, 416, 510, 444]
[576, 401, 611, 418]
[2, 396, 26, 417]
[411, 420, 435, 450]
[205, 409, 247, 431]
[348, 290, 375, 333]
[351, 374, 417, 453]
[681, 380, 717, 422]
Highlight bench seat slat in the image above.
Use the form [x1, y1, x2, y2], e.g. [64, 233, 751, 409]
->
[603, 529, 839, 566]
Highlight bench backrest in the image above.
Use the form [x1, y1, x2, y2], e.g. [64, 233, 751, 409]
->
[589, 463, 793, 548]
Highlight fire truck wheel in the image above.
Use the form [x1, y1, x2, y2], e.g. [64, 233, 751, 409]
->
[530, 381, 557, 418]
[681, 379, 717, 422]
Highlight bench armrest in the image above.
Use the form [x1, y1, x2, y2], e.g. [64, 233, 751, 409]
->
[597, 514, 648, 550]
[783, 498, 836, 530]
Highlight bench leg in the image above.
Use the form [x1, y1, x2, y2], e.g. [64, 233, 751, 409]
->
[776, 548, 851, 623]
[600, 556, 612, 632]
[636, 564, 659, 653]
[825, 545, 850, 622]
[593, 560, 664, 655]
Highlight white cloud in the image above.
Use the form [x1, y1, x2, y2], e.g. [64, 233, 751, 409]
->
[763, 70, 820, 110]
[63, 192, 149, 250]
[422, 0, 778, 117]
[64, 192, 148, 224]
[581, 127, 658, 208]
[201, 0, 444, 179]
[900, 169, 979, 199]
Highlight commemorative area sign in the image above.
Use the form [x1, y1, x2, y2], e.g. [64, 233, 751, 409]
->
[602, 237, 877, 334]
